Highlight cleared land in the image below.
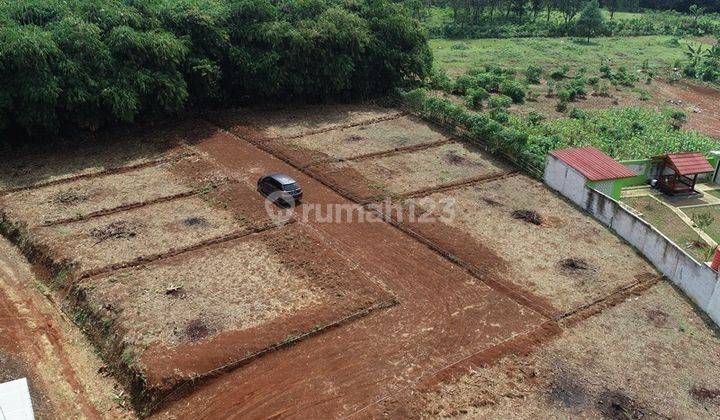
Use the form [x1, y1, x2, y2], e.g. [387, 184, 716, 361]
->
[264, 115, 451, 167]
[317, 141, 513, 201]
[209, 103, 404, 140]
[0, 104, 717, 418]
[399, 176, 658, 313]
[408, 282, 720, 418]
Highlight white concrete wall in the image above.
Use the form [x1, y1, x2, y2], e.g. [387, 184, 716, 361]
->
[544, 157, 720, 327]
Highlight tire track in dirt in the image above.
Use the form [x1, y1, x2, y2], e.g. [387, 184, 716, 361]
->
[149, 121, 554, 418]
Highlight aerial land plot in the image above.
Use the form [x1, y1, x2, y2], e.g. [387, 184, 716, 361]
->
[78, 223, 394, 403]
[209, 104, 404, 141]
[396, 175, 659, 314]
[410, 282, 720, 418]
[265, 115, 451, 167]
[0, 120, 204, 192]
[0, 162, 203, 227]
[316, 141, 513, 201]
[30, 195, 250, 276]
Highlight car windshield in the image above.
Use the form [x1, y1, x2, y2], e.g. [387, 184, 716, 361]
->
[282, 182, 298, 191]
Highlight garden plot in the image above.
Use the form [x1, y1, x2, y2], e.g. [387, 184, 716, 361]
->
[210, 104, 403, 140]
[79, 223, 393, 396]
[401, 175, 658, 313]
[268, 115, 450, 166]
[318, 141, 512, 200]
[0, 163, 197, 227]
[32, 195, 249, 276]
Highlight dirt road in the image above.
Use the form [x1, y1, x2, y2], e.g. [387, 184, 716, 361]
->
[152, 123, 555, 417]
[0, 237, 129, 419]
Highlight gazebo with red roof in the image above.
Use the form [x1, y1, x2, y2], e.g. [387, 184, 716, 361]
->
[653, 152, 714, 196]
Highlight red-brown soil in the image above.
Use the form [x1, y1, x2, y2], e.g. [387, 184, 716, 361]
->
[0, 237, 130, 418]
[654, 80, 720, 138]
[1, 105, 699, 418]
[150, 119, 551, 417]
[81, 222, 395, 395]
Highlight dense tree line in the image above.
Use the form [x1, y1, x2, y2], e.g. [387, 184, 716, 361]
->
[428, 0, 719, 38]
[639, 0, 720, 13]
[0, 0, 432, 140]
[435, 0, 717, 24]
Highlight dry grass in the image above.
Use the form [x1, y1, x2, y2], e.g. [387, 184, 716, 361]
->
[1, 164, 194, 226]
[420, 282, 720, 418]
[212, 104, 401, 140]
[34, 196, 244, 273]
[332, 141, 511, 195]
[282, 115, 449, 160]
[412, 175, 658, 312]
[85, 234, 320, 347]
[0, 123, 191, 192]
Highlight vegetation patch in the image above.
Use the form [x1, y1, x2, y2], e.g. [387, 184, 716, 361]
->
[0, 0, 431, 142]
[623, 196, 710, 261]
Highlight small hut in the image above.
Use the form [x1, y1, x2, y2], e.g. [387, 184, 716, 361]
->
[653, 152, 714, 196]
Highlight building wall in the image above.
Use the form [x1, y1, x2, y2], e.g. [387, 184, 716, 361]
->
[544, 156, 720, 327]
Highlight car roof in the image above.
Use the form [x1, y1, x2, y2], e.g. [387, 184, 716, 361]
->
[266, 173, 297, 185]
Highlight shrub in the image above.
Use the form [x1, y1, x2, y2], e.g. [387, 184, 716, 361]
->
[429, 68, 453, 92]
[488, 94, 512, 110]
[528, 111, 546, 125]
[525, 65, 542, 84]
[556, 99, 568, 112]
[464, 87, 489, 110]
[499, 80, 526, 104]
[569, 108, 589, 120]
[670, 110, 688, 129]
[549, 65, 570, 81]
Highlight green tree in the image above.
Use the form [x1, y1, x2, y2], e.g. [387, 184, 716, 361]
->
[576, 0, 605, 42]
[688, 4, 704, 27]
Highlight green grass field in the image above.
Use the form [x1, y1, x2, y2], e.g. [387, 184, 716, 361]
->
[622, 196, 710, 261]
[684, 205, 720, 244]
[431, 35, 707, 76]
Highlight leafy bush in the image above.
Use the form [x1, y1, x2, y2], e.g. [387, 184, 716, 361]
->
[525, 65, 542, 84]
[398, 90, 716, 176]
[488, 94, 512, 110]
[499, 80, 526, 104]
[0, 0, 432, 140]
[464, 87, 489, 110]
[549, 65, 570, 81]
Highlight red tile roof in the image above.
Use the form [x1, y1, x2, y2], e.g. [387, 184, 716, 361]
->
[551, 147, 637, 181]
[664, 152, 714, 176]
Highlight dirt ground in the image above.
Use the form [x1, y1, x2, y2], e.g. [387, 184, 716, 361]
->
[409, 282, 720, 418]
[208, 104, 404, 140]
[33, 195, 246, 276]
[275, 115, 451, 164]
[401, 175, 660, 314]
[84, 222, 393, 391]
[0, 104, 719, 418]
[0, 163, 196, 227]
[0, 236, 131, 419]
[318, 141, 513, 200]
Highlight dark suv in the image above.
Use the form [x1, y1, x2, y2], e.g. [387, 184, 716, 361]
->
[257, 173, 303, 205]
